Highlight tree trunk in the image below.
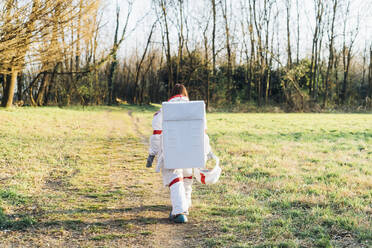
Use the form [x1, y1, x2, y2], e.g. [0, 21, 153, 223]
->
[221, 0, 232, 103]
[17, 73, 23, 103]
[334, 51, 340, 104]
[2, 67, 18, 108]
[248, 9, 255, 102]
[286, 0, 292, 68]
[36, 73, 50, 106]
[211, 0, 216, 102]
[133, 23, 155, 104]
[108, 6, 120, 105]
[1, 75, 10, 107]
[309, 0, 323, 99]
[314, 31, 324, 100]
[341, 48, 352, 104]
[296, 0, 300, 64]
[202, 18, 210, 110]
[252, 0, 263, 106]
[176, 0, 184, 85]
[369, 46, 372, 98]
[160, 0, 173, 97]
[107, 2, 132, 105]
[323, 0, 337, 108]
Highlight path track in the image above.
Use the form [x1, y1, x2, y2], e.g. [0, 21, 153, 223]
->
[126, 110, 192, 247]
[0, 108, 200, 248]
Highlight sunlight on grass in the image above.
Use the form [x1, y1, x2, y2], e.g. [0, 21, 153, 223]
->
[0, 107, 371, 247]
[0, 106, 156, 247]
[198, 113, 372, 247]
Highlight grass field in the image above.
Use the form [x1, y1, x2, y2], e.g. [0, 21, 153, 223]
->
[0, 105, 371, 247]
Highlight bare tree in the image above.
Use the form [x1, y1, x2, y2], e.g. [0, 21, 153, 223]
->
[211, 0, 217, 97]
[369, 45, 372, 99]
[251, 0, 264, 106]
[1, 0, 39, 107]
[158, 0, 173, 97]
[240, 0, 253, 101]
[220, 0, 233, 102]
[133, 22, 156, 104]
[0, 0, 100, 108]
[323, 0, 338, 108]
[107, 1, 132, 105]
[340, 1, 359, 104]
[309, 0, 325, 100]
[296, 0, 300, 64]
[285, 0, 292, 68]
[175, 0, 185, 86]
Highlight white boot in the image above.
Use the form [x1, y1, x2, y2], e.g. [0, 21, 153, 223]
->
[184, 178, 193, 209]
[169, 181, 188, 216]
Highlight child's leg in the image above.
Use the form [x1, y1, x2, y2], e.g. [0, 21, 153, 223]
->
[183, 168, 193, 210]
[162, 168, 188, 216]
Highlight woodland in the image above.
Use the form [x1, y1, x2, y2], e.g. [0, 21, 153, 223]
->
[0, 0, 371, 111]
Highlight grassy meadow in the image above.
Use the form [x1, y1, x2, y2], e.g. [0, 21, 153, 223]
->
[0, 106, 371, 247]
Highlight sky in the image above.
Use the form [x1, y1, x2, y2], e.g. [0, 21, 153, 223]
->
[100, 0, 372, 61]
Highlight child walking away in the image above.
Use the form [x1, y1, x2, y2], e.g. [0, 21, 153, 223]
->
[146, 84, 189, 168]
[146, 84, 221, 223]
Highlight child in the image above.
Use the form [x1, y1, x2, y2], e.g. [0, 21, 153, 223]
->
[146, 84, 190, 168]
[146, 84, 211, 223]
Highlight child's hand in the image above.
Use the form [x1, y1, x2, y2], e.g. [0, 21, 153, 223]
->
[146, 155, 155, 168]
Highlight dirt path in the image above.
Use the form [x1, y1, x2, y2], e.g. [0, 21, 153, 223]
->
[126, 110, 191, 248]
[0, 109, 200, 248]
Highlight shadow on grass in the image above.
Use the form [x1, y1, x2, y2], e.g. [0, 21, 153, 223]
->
[216, 130, 372, 143]
[1, 204, 170, 231]
[37, 215, 171, 231]
[117, 103, 160, 113]
[41, 104, 160, 113]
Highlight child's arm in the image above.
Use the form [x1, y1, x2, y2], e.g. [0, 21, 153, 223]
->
[146, 109, 162, 168]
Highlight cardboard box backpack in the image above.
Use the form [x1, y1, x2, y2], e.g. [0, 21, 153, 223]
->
[162, 101, 221, 184]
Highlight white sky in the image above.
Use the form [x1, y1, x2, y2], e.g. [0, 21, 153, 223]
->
[100, 0, 372, 62]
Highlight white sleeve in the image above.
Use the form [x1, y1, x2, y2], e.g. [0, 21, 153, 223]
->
[149, 135, 161, 155]
[152, 109, 162, 130]
[149, 109, 162, 155]
[204, 133, 212, 155]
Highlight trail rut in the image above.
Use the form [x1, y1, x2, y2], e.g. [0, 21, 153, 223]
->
[127, 110, 191, 248]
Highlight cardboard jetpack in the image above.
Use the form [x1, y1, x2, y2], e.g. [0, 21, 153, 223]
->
[162, 101, 206, 169]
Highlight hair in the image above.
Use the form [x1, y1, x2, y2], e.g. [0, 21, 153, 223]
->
[171, 83, 188, 98]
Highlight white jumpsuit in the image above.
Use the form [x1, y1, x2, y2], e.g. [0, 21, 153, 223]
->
[148, 94, 210, 216]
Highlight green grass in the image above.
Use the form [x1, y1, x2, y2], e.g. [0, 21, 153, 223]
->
[0, 106, 371, 247]
[0, 106, 154, 246]
[195, 113, 372, 247]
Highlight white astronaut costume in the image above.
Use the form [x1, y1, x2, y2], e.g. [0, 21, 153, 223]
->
[148, 94, 211, 216]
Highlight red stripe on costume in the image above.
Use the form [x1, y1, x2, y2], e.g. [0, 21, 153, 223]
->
[200, 173, 206, 184]
[154, 110, 161, 116]
[153, 130, 162, 135]
[168, 94, 183, 101]
[183, 176, 193, 180]
[169, 177, 183, 187]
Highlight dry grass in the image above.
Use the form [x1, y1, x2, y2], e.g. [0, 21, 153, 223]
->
[0, 106, 371, 247]
[0, 106, 165, 247]
[195, 113, 372, 247]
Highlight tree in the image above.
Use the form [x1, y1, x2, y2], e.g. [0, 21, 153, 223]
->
[211, 0, 217, 103]
[340, 1, 359, 104]
[107, 1, 132, 105]
[0, 0, 100, 108]
[157, 0, 173, 97]
[220, 0, 233, 102]
[323, 0, 338, 108]
[309, 0, 325, 100]
[285, 0, 292, 68]
[369, 45, 372, 99]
